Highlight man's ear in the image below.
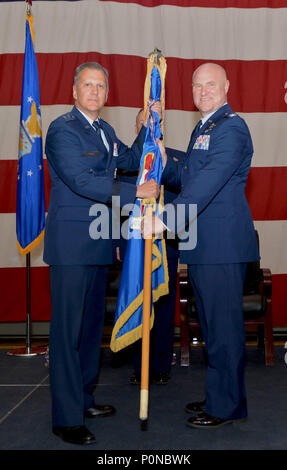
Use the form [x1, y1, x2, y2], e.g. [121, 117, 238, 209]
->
[73, 85, 77, 101]
[225, 80, 230, 95]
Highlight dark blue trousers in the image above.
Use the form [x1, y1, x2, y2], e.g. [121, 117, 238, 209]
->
[188, 263, 247, 420]
[133, 249, 179, 375]
[49, 265, 109, 427]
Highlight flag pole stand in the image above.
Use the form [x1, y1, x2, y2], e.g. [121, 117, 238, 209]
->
[7, 253, 47, 357]
[140, 205, 153, 430]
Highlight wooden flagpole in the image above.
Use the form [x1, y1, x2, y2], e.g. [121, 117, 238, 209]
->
[140, 48, 164, 430]
[140, 204, 153, 429]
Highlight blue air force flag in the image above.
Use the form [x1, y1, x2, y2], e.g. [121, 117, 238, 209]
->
[110, 56, 168, 352]
[16, 13, 45, 255]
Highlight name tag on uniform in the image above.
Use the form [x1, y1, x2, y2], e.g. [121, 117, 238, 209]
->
[193, 135, 210, 150]
[113, 142, 118, 157]
[84, 151, 99, 156]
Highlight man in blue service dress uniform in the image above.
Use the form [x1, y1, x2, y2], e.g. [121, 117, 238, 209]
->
[141, 63, 259, 429]
[44, 62, 160, 445]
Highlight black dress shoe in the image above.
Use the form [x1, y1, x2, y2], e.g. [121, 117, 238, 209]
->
[185, 399, 206, 413]
[186, 412, 233, 429]
[84, 404, 116, 418]
[52, 425, 96, 445]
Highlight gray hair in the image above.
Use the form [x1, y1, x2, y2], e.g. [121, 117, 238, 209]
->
[74, 62, 109, 91]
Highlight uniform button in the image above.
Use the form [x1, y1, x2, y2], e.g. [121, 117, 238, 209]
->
[183, 166, 188, 170]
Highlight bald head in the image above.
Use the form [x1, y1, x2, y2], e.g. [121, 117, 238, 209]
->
[192, 63, 230, 117]
[192, 63, 227, 82]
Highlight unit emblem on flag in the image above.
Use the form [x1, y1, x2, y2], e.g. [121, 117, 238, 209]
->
[19, 124, 32, 159]
[19, 99, 42, 159]
[24, 99, 42, 142]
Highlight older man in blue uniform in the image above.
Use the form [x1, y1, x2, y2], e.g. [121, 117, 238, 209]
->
[44, 62, 160, 445]
[142, 63, 259, 429]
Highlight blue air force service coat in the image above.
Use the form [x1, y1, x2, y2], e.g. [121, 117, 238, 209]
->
[162, 103, 259, 265]
[44, 106, 144, 266]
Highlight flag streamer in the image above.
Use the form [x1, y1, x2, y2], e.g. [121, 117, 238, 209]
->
[110, 54, 168, 353]
[16, 11, 45, 255]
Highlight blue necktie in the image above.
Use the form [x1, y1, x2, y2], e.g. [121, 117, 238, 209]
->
[92, 119, 109, 152]
[92, 120, 102, 133]
[193, 119, 202, 136]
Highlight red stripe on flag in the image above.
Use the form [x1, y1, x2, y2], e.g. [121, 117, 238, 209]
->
[1, 53, 287, 112]
[0, 267, 51, 322]
[0, 268, 286, 326]
[99, 0, 287, 7]
[272, 273, 287, 327]
[0, 160, 51, 213]
[0, 160, 286, 221]
[246, 167, 287, 221]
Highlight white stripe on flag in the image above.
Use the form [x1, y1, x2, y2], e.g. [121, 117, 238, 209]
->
[254, 220, 287, 275]
[0, 2, 287, 60]
[0, 213, 47, 268]
[1, 212, 287, 275]
[1, 106, 287, 168]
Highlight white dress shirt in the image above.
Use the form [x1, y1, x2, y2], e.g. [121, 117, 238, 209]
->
[76, 107, 110, 151]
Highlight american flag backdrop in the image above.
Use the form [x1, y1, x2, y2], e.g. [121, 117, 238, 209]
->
[0, 0, 286, 328]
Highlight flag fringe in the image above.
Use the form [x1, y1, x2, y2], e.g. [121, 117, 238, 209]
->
[17, 228, 45, 256]
[110, 239, 169, 352]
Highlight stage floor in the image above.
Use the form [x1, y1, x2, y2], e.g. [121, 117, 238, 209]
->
[0, 344, 287, 452]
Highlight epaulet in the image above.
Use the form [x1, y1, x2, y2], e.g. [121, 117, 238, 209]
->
[224, 112, 237, 118]
[61, 112, 77, 122]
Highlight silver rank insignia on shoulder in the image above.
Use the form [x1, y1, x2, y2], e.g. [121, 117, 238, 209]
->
[63, 113, 75, 120]
[228, 113, 236, 117]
